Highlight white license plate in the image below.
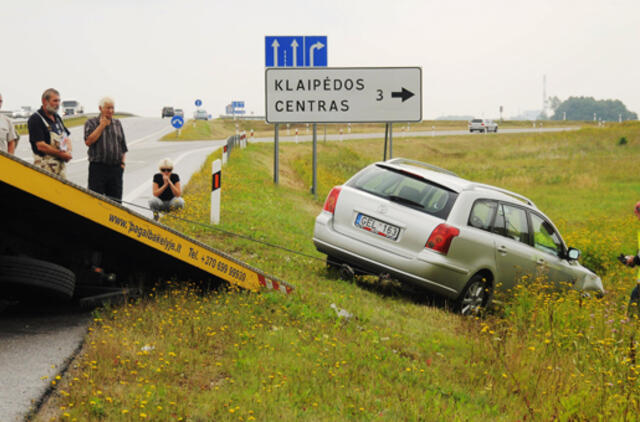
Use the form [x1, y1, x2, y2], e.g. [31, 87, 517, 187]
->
[355, 214, 400, 241]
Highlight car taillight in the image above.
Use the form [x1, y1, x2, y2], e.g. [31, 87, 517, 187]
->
[323, 187, 342, 214]
[426, 223, 460, 254]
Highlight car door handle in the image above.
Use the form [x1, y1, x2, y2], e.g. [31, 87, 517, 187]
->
[497, 245, 507, 254]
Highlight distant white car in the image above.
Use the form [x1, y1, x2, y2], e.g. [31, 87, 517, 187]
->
[12, 106, 33, 119]
[194, 110, 208, 121]
[62, 100, 83, 116]
[469, 119, 498, 133]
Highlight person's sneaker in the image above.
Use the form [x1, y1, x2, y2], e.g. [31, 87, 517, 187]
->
[153, 212, 159, 221]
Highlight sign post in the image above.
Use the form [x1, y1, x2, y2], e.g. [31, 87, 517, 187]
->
[171, 115, 184, 137]
[211, 159, 221, 225]
[312, 123, 317, 199]
[265, 66, 421, 185]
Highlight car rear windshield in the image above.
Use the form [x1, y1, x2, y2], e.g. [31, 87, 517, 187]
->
[347, 165, 458, 219]
[471, 119, 483, 123]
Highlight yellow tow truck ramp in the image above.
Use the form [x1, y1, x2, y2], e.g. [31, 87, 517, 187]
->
[0, 151, 293, 301]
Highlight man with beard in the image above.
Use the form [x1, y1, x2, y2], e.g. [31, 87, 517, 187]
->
[27, 88, 72, 177]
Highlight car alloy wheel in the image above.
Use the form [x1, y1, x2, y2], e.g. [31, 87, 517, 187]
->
[457, 274, 490, 316]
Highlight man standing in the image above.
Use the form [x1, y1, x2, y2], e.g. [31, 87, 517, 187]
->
[84, 97, 127, 202]
[27, 88, 72, 176]
[0, 93, 19, 154]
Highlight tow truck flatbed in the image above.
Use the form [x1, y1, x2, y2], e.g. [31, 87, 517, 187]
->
[0, 151, 293, 301]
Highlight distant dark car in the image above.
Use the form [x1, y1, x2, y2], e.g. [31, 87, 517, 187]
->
[162, 107, 174, 118]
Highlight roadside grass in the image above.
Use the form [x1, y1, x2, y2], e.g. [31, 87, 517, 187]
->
[36, 122, 640, 420]
[161, 118, 599, 141]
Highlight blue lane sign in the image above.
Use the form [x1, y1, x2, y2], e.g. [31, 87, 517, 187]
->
[231, 101, 245, 108]
[171, 115, 184, 129]
[195, 99, 202, 107]
[303, 36, 327, 67]
[265, 36, 327, 67]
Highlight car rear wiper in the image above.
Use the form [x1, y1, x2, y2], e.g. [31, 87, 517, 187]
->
[388, 195, 423, 209]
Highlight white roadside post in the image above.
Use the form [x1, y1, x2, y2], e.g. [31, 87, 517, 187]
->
[211, 159, 222, 224]
[222, 145, 228, 165]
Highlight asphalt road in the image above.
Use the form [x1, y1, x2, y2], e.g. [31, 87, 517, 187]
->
[250, 125, 579, 144]
[2, 117, 226, 422]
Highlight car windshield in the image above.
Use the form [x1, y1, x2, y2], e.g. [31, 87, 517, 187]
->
[347, 165, 458, 219]
[471, 119, 483, 123]
[62, 101, 78, 107]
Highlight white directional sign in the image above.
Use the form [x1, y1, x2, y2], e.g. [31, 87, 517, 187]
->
[265, 67, 421, 123]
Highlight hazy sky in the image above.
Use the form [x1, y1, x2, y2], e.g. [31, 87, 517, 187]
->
[2, 0, 638, 119]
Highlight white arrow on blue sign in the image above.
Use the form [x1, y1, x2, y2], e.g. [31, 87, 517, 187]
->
[265, 36, 327, 67]
[171, 115, 184, 129]
[195, 99, 202, 107]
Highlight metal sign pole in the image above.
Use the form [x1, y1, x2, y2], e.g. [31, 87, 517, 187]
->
[312, 123, 317, 199]
[383, 123, 389, 161]
[274, 124, 279, 184]
[389, 122, 393, 159]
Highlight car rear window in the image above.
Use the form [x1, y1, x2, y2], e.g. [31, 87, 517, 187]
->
[471, 119, 483, 123]
[347, 165, 458, 219]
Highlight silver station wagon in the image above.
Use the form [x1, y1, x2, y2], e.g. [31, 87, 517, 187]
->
[313, 158, 604, 314]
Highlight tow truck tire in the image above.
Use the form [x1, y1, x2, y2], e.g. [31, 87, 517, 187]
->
[0, 256, 76, 300]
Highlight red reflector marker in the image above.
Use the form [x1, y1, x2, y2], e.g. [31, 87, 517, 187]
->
[426, 224, 460, 255]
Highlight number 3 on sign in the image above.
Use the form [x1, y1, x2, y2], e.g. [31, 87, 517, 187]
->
[376, 90, 383, 101]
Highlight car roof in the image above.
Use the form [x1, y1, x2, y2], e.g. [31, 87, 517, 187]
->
[380, 158, 536, 207]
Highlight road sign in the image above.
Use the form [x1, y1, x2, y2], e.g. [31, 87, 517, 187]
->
[171, 115, 184, 129]
[195, 99, 202, 107]
[265, 36, 327, 67]
[265, 67, 422, 123]
[231, 101, 245, 108]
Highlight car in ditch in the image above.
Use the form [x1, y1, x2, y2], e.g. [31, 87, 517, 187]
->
[312, 158, 603, 314]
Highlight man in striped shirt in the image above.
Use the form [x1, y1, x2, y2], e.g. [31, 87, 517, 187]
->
[84, 97, 127, 202]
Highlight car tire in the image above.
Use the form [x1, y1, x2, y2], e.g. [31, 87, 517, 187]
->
[0, 256, 76, 301]
[456, 273, 491, 316]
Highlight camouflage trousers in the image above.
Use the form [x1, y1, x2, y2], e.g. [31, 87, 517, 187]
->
[33, 154, 66, 179]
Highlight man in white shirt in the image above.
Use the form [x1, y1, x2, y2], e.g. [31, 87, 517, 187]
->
[0, 93, 18, 154]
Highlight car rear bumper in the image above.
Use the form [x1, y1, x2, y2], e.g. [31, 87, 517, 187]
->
[313, 215, 468, 298]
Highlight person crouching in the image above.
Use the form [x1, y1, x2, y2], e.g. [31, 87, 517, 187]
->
[149, 158, 185, 220]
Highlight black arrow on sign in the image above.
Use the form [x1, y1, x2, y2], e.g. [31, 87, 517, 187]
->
[391, 88, 415, 102]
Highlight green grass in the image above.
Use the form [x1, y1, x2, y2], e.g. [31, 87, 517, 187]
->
[161, 118, 600, 141]
[36, 121, 640, 421]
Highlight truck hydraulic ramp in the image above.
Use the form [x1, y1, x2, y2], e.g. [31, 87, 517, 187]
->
[0, 151, 293, 308]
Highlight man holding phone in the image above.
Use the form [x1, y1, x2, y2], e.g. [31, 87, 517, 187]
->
[84, 97, 127, 202]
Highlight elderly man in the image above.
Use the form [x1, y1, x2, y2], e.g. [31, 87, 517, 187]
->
[27, 88, 72, 176]
[0, 93, 19, 154]
[84, 97, 128, 202]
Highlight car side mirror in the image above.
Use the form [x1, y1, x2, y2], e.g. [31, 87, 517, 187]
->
[567, 247, 580, 261]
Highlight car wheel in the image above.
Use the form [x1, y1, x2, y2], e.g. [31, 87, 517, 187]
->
[338, 264, 355, 282]
[456, 274, 491, 316]
[0, 256, 76, 301]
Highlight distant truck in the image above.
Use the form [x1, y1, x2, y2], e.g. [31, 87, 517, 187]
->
[12, 106, 33, 119]
[62, 99, 84, 116]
